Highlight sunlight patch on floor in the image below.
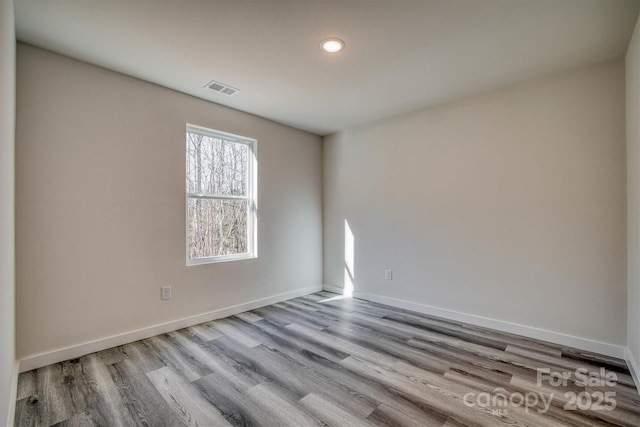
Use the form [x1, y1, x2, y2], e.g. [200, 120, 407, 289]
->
[318, 294, 352, 303]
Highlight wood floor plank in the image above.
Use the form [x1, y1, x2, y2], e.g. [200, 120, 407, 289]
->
[119, 340, 166, 374]
[257, 305, 330, 330]
[145, 334, 210, 382]
[234, 311, 264, 323]
[392, 360, 570, 427]
[299, 392, 379, 427]
[282, 300, 320, 312]
[367, 402, 445, 427]
[505, 344, 563, 360]
[16, 371, 37, 401]
[241, 315, 351, 364]
[286, 323, 398, 369]
[41, 364, 78, 425]
[324, 321, 453, 374]
[108, 358, 183, 427]
[222, 318, 448, 425]
[382, 311, 563, 358]
[340, 356, 496, 427]
[15, 291, 640, 427]
[168, 330, 243, 374]
[177, 334, 262, 390]
[250, 307, 293, 329]
[13, 396, 39, 427]
[248, 342, 378, 417]
[276, 302, 344, 327]
[21, 363, 80, 427]
[146, 366, 232, 427]
[51, 411, 100, 427]
[561, 349, 631, 372]
[246, 382, 324, 427]
[406, 336, 543, 383]
[201, 322, 378, 418]
[194, 370, 272, 426]
[95, 346, 128, 366]
[63, 353, 137, 427]
[503, 345, 635, 387]
[210, 318, 263, 348]
[407, 335, 579, 378]
[186, 324, 224, 342]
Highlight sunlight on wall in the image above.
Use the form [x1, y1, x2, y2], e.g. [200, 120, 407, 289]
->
[344, 219, 355, 297]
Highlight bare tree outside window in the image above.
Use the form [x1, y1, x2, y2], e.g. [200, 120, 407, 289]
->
[186, 125, 256, 263]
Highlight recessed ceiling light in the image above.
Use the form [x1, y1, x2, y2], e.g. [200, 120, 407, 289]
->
[321, 38, 344, 53]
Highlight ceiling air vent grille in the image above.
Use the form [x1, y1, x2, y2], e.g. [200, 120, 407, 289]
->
[204, 80, 239, 96]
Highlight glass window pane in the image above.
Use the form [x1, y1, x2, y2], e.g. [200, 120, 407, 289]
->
[188, 198, 248, 259]
[186, 131, 248, 197]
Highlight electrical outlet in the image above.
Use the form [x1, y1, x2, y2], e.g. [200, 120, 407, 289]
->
[385, 269, 393, 280]
[161, 286, 172, 300]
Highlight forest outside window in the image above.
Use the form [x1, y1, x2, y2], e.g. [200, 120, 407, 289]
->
[186, 124, 257, 264]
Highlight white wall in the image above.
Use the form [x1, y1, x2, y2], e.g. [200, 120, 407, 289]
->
[0, 0, 16, 424]
[324, 59, 627, 350]
[15, 44, 323, 360]
[627, 12, 640, 380]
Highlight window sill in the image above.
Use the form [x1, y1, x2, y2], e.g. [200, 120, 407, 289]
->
[187, 253, 257, 266]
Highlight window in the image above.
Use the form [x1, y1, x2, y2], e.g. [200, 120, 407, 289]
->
[186, 124, 257, 264]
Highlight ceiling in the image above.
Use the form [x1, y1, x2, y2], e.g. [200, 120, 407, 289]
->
[14, 0, 640, 135]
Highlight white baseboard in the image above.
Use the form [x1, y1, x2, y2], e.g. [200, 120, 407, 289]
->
[625, 347, 640, 393]
[7, 360, 18, 427]
[19, 285, 322, 372]
[322, 284, 345, 294]
[350, 291, 626, 359]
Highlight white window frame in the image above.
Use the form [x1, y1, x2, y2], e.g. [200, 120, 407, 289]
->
[186, 124, 257, 265]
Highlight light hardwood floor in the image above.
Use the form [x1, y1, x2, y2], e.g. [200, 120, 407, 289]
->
[14, 291, 640, 426]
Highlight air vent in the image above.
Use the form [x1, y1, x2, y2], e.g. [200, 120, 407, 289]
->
[204, 80, 240, 96]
